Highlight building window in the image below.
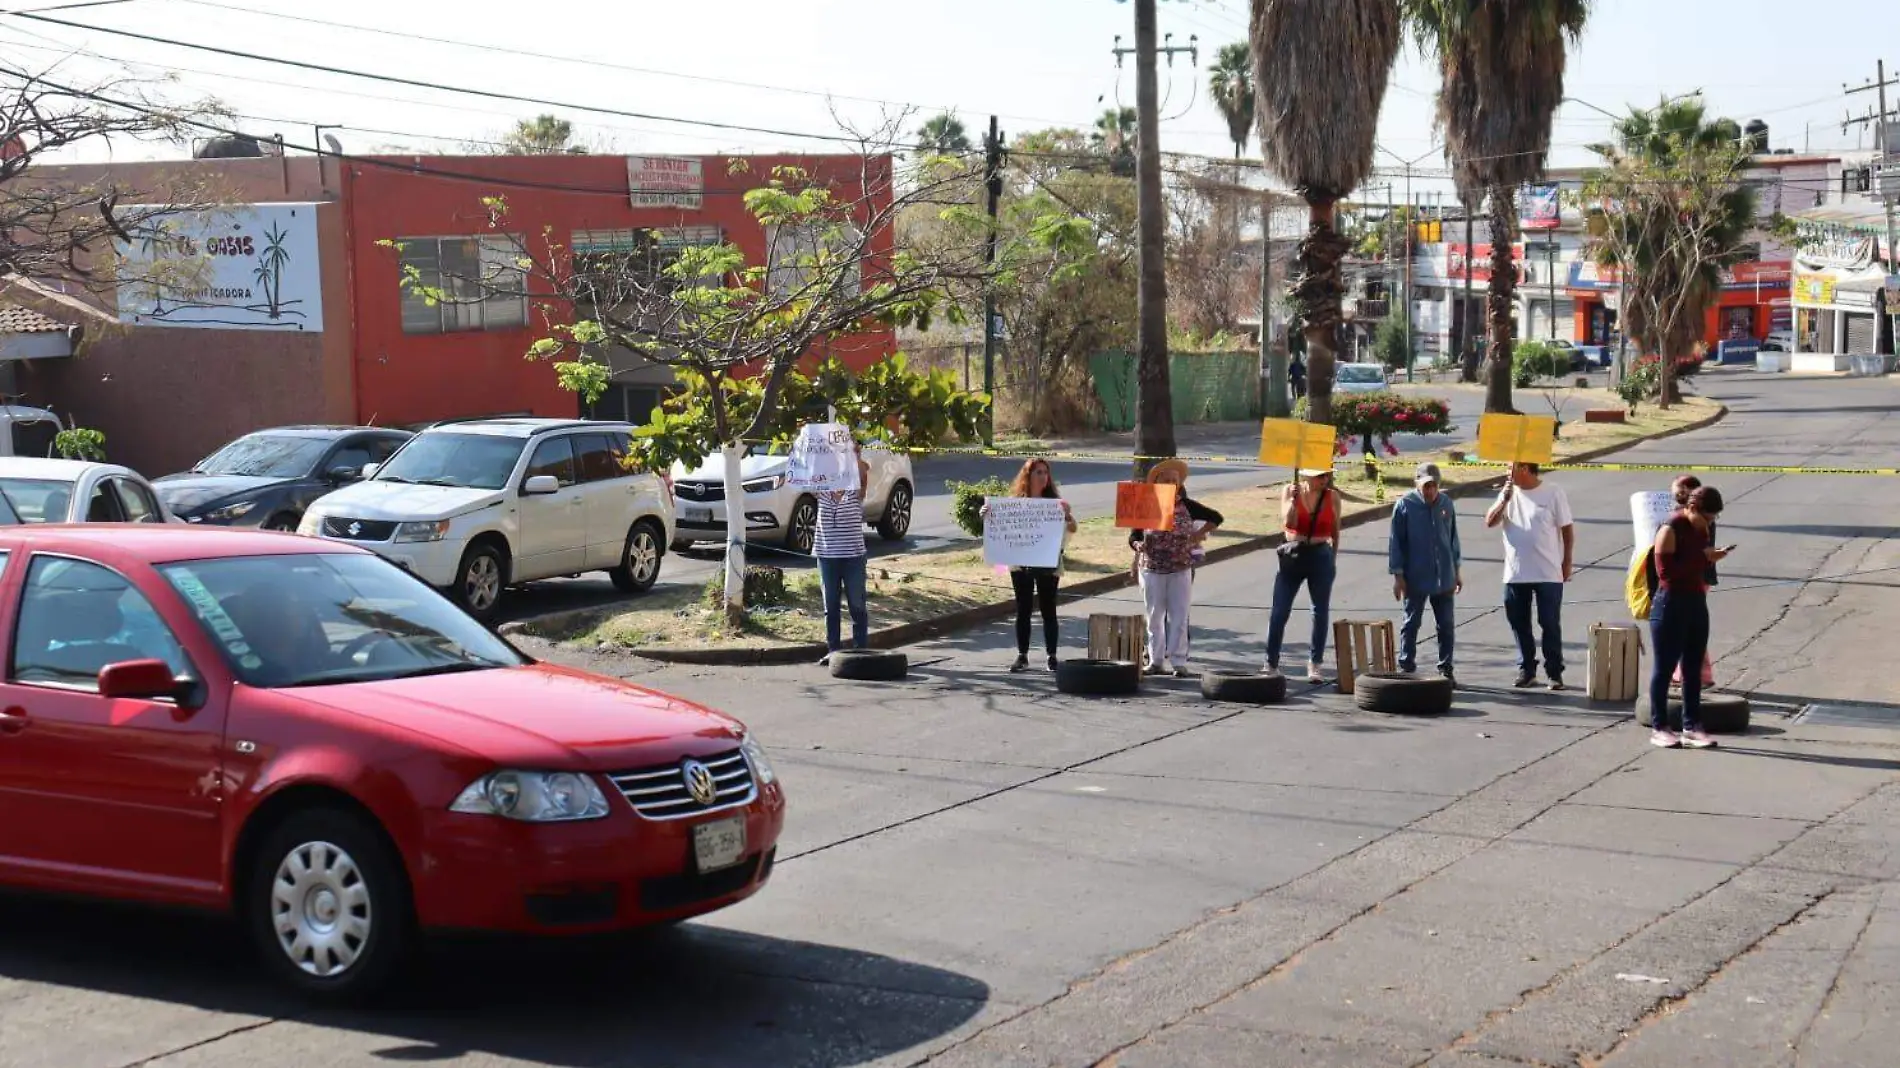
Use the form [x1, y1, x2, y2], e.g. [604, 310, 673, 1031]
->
[570, 228, 722, 326]
[766, 220, 863, 297]
[398, 236, 528, 334]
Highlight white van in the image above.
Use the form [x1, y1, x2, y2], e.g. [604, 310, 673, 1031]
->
[0, 405, 62, 458]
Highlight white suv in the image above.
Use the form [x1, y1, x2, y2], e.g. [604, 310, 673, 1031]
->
[669, 443, 914, 554]
[300, 419, 673, 620]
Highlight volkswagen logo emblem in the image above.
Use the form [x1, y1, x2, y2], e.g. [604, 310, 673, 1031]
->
[347, 521, 362, 537]
[681, 759, 718, 806]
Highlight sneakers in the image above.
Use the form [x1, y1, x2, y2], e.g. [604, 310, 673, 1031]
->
[1548, 676, 1568, 692]
[1306, 661, 1325, 684]
[1650, 729, 1681, 748]
[1048, 655, 1058, 671]
[1680, 730, 1718, 749]
[1146, 660, 1172, 676]
[818, 652, 833, 667]
[1513, 671, 1537, 688]
[1439, 667, 1457, 687]
[1173, 665, 1194, 678]
[1010, 655, 1029, 674]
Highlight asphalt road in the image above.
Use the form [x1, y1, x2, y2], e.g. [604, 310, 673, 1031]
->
[496, 381, 1493, 622]
[7, 370, 1898, 1068]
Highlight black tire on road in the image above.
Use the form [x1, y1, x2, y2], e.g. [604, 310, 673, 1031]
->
[1055, 658, 1141, 697]
[1354, 672, 1455, 716]
[877, 480, 913, 541]
[1200, 670, 1287, 704]
[452, 542, 507, 623]
[1668, 691, 1752, 734]
[828, 648, 908, 682]
[609, 520, 665, 593]
[244, 806, 414, 1004]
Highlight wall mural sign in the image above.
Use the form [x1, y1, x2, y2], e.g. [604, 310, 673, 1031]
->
[116, 203, 322, 331]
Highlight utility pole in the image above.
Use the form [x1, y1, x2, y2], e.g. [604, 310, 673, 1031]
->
[1114, 3, 1195, 470]
[979, 114, 1004, 446]
[1547, 240, 1558, 340]
[1846, 60, 1900, 352]
[1462, 201, 1476, 381]
[1403, 169, 1415, 381]
[1262, 191, 1289, 416]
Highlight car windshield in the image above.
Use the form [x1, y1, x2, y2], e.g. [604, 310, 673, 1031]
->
[0, 477, 73, 523]
[1338, 365, 1384, 383]
[374, 433, 523, 490]
[0, 485, 21, 525]
[157, 553, 525, 688]
[195, 434, 329, 478]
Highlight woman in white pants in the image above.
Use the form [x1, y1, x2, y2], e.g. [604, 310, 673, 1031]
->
[1127, 459, 1222, 677]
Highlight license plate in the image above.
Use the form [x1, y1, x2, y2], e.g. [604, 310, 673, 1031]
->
[692, 816, 746, 873]
[684, 506, 711, 524]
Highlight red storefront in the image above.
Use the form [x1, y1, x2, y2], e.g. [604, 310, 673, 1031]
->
[1569, 259, 1791, 350]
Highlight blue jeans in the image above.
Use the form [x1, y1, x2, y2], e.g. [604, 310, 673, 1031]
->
[1502, 582, 1566, 678]
[1267, 545, 1336, 666]
[1649, 589, 1710, 732]
[1399, 591, 1456, 673]
[818, 554, 868, 652]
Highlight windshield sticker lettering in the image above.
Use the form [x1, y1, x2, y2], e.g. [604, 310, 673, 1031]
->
[167, 568, 259, 666]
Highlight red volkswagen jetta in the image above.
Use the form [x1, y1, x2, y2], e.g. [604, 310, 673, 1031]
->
[0, 526, 785, 998]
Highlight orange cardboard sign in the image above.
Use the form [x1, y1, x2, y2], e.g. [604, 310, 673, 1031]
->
[1114, 481, 1178, 530]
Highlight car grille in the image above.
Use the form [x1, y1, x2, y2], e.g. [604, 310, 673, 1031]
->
[640, 851, 768, 912]
[673, 481, 726, 503]
[322, 517, 397, 541]
[607, 748, 756, 820]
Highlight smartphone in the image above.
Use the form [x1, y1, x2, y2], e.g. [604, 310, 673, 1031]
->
[1720, 543, 1738, 553]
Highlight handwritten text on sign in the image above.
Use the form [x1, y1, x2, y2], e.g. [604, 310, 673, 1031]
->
[1114, 482, 1178, 530]
[786, 423, 860, 492]
[982, 498, 1068, 569]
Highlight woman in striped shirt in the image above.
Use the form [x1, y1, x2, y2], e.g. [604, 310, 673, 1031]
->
[814, 442, 874, 664]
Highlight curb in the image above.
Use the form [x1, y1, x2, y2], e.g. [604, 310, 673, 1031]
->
[508, 400, 1729, 666]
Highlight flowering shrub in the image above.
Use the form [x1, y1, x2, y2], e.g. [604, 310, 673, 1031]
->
[1330, 392, 1454, 440]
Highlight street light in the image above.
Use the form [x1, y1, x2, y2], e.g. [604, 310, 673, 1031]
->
[1376, 142, 1443, 382]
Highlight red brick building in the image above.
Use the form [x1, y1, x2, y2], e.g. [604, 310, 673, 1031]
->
[3, 151, 895, 474]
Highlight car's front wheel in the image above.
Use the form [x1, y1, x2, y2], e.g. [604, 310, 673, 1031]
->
[610, 520, 664, 593]
[785, 495, 818, 555]
[877, 480, 913, 541]
[245, 807, 413, 1002]
[453, 542, 507, 622]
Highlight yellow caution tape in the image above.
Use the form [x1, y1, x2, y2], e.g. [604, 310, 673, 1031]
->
[886, 444, 1900, 476]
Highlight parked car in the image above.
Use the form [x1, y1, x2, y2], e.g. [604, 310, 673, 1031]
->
[0, 405, 62, 459]
[1545, 339, 1591, 372]
[299, 419, 673, 620]
[0, 457, 177, 524]
[156, 425, 413, 531]
[669, 442, 914, 554]
[1333, 363, 1391, 394]
[0, 525, 784, 999]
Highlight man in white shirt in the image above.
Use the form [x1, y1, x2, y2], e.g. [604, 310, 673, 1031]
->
[1484, 462, 1576, 690]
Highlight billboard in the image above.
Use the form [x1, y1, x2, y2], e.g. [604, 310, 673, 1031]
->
[116, 203, 323, 331]
[1447, 243, 1525, 284]
[1519, 184, 1561, 231]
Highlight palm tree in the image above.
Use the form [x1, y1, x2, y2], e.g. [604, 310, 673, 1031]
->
[914, 112, 972, 157]
[1091, 107, 1138, 177]
[1250, 0, 1403, 425]
[1404, 0, 1592, 414]
[501, 114, 583, 155]
[253, 220, 291, 319]
[1208, 43, 1255, 162]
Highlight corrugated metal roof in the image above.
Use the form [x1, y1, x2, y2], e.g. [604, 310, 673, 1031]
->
[0, 304, 69, 335]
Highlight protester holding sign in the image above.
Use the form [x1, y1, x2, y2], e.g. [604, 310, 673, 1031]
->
[813, 441, 874, 666]
[982, 459, 1078, 672]
[788, 422, 861, 492]
[1127, 460, 1222, 677]
[1266, 468, 1341, 684]
[1648, 484, 1731, 749]
[1485, 462, 1575, 690]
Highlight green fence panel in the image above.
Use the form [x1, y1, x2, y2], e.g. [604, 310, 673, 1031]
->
[1089, 350, 1259, 432]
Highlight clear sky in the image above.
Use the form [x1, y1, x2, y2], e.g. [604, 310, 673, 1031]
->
[6, 0, 1894, 200]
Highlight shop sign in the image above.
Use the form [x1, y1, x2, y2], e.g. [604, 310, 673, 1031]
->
[1519, 184, 1561, 231]
[1791, 273, 1836, 306]
[115, 203, 323, 332]
[1725, 260, 1792, 288]
[1568, 259, 1621, 290]
[628, 156, 703, 209]
[1447, 243, 1525, 284]
[1794, 230, 1876, 271]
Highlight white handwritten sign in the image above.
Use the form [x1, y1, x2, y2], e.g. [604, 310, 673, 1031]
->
[786, 423, 859, 492]
[1630, 491, 1676, 560]
[982, 497, 1067, 569]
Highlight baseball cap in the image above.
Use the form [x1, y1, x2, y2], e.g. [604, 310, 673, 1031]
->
[1414, 462, 1442, 485]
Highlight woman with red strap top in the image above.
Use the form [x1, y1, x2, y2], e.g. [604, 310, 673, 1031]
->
[1266, 468, 1340, 684]
[1647, 484, 1731, 751]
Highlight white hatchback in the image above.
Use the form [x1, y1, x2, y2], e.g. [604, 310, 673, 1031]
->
[669, 443, 914, 554]
[300, 419, 673, 620]
[0, 457, 178, 525]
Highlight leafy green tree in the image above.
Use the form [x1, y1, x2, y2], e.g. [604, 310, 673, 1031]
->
[1585, 97, 1756, 408]
[914, 112, 972, 157]
[1091, 107, 1138, 178]
[1403, 0, 1592, 415]
[499, 114, 584, 155]
[1250, 0, 1404, 425]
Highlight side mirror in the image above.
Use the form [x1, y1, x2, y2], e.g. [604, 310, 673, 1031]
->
[98, 659, 189, 702]
[522, 474, 560, 496]
[360, 462, 381, 480]
[325, 465, 362, 484]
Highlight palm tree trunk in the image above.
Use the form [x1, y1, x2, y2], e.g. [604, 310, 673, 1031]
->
[1293, 197, 1349, 425]
[1483, 187, 1518, 415]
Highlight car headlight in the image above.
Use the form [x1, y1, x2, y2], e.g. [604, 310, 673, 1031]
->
[740, 474, 786, 494]
[201, 499, 257, 522]
[393, 519, 452, 543]
[297, 512, 321, 536]
[740, 733, 777, 786]
[450, 770, 610, 822]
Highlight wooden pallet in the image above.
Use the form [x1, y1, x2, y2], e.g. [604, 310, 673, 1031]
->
[1087, 613, 1146, 668]
[1332, 618, 1396, 695]
[1588, 623, 1644, 702]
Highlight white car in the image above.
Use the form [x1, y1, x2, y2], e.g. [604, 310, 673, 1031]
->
[299, 418, 674, 621]
[0, 457, 177, 524]
[1334, 363, 1391, 394]
[670, 443, 914, 554]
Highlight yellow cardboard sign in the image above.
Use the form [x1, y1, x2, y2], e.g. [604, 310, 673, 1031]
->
[1257, 418, 1338, 470]
[1476, 413, 1557, 465]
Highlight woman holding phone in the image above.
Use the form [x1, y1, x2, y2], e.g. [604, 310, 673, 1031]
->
[1668, 475, 1716, 689]
[1647, 484, 1732, 750]
[983, 458, 1078, 672]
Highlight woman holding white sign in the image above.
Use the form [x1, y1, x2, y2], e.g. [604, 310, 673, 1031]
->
[983, 459, 1078, 672]
[814, 442, 874, 666]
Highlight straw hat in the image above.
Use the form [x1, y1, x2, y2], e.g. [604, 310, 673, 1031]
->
[1296, 467, 1332, 479]
[1146, 458, 1189, 484]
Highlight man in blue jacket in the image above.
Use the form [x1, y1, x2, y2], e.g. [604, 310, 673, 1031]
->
[1389, 462, 1463, 683]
